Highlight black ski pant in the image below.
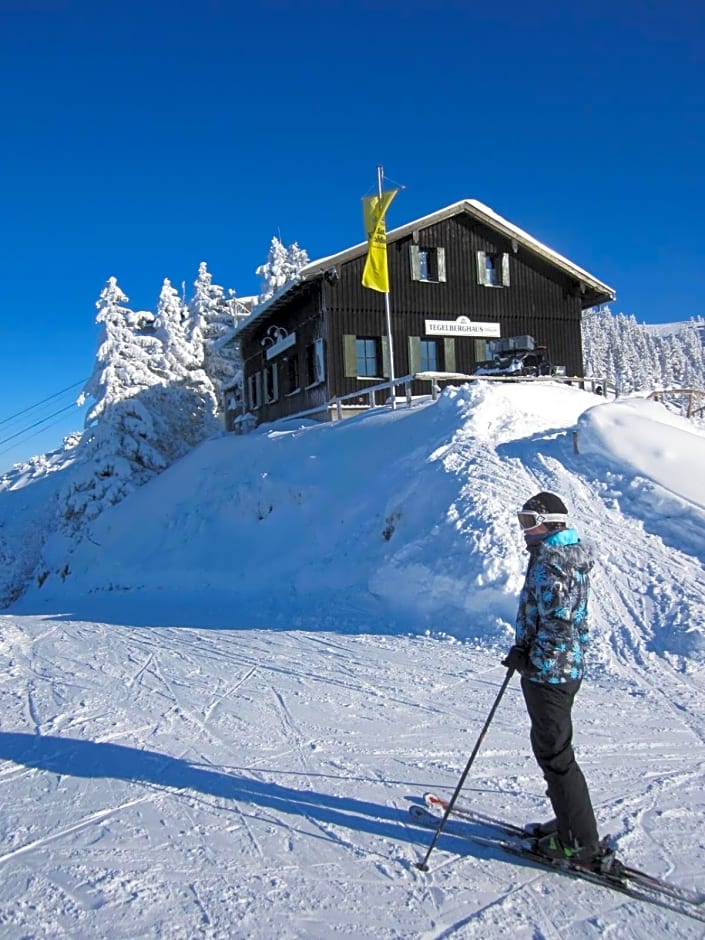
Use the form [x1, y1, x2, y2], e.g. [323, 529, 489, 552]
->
[521, 676, 599, 851]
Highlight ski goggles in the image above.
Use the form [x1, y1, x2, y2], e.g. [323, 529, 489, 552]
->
[516, 510, 568, 530]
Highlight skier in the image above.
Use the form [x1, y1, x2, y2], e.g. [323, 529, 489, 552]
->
[502, 491, 604, 866]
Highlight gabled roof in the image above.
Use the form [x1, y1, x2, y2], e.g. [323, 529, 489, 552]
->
[232, 199, 615, 339]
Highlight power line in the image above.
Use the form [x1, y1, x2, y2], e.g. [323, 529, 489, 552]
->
[0, 408, 84, 460]
[0, 402, 79, 449]
[0, 380, 85, 428]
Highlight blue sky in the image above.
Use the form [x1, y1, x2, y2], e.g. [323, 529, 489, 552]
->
[1, 0, 703, 472]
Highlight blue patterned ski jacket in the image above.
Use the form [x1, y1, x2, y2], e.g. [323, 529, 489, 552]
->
[515, 528, 595, 684]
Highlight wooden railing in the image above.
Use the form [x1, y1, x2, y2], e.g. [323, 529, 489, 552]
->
[648, 388, 705, 419]
[328, 372, 609, 420]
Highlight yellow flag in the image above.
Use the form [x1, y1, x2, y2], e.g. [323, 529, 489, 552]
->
[361, 189, 398, 293]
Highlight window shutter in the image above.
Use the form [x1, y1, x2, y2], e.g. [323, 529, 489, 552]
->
[443, 338, 456, 373]
[343, 334, 357, 377]
[254, 371, 262, 409]
[314, 337, 325, 383]
[408, 336, 421, 373]
[410, 245, 421, 281]
[501, 253, 510, 286]
[476, 251, 487, 285]
[437, 247, 447, 282]
[381, 336, 390, 378]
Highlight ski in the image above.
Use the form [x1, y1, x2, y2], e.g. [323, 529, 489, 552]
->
[410, 794, 705, 922]
[423, 792, 528, 837]
[422, 792, 705, 907]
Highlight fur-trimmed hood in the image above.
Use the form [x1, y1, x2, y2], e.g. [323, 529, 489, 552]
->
[531, 528, 595, 576]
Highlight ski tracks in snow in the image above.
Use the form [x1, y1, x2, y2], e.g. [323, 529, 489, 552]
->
[0, 796, 152, 867]
[1, 617, 704, 937]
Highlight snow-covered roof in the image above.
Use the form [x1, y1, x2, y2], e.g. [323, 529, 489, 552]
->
[302, 198, 616, 297]
[228, 278, 308, 340]
[232, 199, 616, 339]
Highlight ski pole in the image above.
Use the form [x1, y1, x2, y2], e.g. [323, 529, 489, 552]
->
[415, 667, 515, 872]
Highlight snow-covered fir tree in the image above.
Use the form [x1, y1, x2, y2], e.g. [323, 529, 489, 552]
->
[680, 324, 705, 389]
[150, 276, 220, 453]
[153, 277, 197, 379]
[582, 307, 705, 418]
[255, 237, 310, 305]
[77, 278, 165, 427]
[286, 241, 309, 278]
[60, 278, 170, 531]
[186, 262, 240, 402]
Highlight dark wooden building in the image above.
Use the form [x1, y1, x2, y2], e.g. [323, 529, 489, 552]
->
[228, 199, 615, 428]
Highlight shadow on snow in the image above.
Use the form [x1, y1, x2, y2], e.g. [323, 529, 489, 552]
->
[0, 731, 488, 861]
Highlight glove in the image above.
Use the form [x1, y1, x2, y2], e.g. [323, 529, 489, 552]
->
[502, 644, 529, 674]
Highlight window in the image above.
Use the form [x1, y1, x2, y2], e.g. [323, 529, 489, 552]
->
[344, 334, 389, 378]
[485, 254, 498, 285]
[410, 245, 446, 283]
[286, 355, 300, 394]
[420, 339, 440, 372]
[474, 339, 490, 362]
[247, 371, 262, 410]
[476, 251, 510, 287]
[408, 336, 455, 374]
[306, 344, 316, 385]
[356, 337, 381, 377]
[225, 383, 243, 412]
[263, 363, 279, 403]
[305, 337, 325, 386]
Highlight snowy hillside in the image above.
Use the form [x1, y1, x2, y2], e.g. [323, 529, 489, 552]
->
[645, 320, 705, 342]
[15, 382, 705, 662]
[2, 381, 705, 938]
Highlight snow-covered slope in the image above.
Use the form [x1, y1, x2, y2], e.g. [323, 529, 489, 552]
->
[645, 320, 705, 342]
[15, 382, 705, 665]
[2, 381, 704, 938]
[0, 441, 81, 606]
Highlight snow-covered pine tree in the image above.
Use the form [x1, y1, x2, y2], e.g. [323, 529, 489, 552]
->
[186, 262, 240, 404]
[61, 278, 171, 532]
[78, 278, 161, 424]
[153, 277, 196, 380]
[581, 309, 607, 380]
[582, 306, 705, 414]
[630, 322, 653, 391]
[152, 277, 220, 454]
[666, 334, 688, 388]
[680, 319, 705, 389]
[256, 237, 288, 305]
[658, 333, 676, 389]
[286, 241, 309, 278]
[255, 237, 310, 305]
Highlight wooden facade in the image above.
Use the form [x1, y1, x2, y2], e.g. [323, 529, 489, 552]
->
[229, 200, 615, 429]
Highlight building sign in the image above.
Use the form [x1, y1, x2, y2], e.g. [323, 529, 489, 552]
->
[261, 325, 296, 360]
[424, 316, 501, 338]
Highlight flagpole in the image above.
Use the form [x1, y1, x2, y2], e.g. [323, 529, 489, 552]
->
[377, 164, 396, 410]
